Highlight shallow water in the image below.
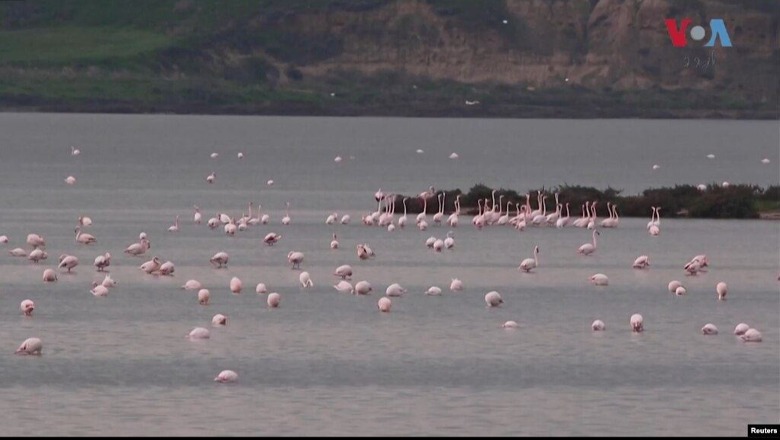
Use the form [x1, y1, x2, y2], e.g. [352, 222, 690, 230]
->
[0, 113, 777, 436]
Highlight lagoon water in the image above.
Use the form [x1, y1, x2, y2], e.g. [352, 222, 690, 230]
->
[0, 113, 778, 436]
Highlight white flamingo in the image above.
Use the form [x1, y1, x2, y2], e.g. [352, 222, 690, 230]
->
[139, 256, 162, 274]
[90, 281, 109, 297]
[334, 264, 353, 280]
[58, 254, 79, 272]
[354, 280, 372, 295]
[124, 238, 150, 256]
[281, 202, 291, 225]
[739, 328, 762, 342]
[287, 251, 304, 270]
[214, 370, 238, 383]
[398, 197, 409, 228]
[168, 215, 179, 232]
[42, 268, 57, 282]
[230, 276, 242, 294]
[263, 232, 282, 246]
[334, 280, 354, 294]
[630, 314, 644, 332]
[74, 227, 96, 244]
[193, 205, 202, 224]
[450, 278, 463, 291]
[701, 324, 719, 335]
[27, 233, 46, 249]
[300, 271, 314, 288]
[592, 320, 606, 331]
[267, 292, 281, 308]
[632, 255, 650, 269]
[94, 252, 111, 271]
[590, 273, 609, 286]
[578, 230, 600, 256]
[198, 289, 210, 305]
[158, 260, 175, 276]
[518, 245, 540, 273]
[330, 233, 339, 249]
[209, 251, 229, 268]
[484, 291, 503, 307]
[212, 314, 227, 326]
[716, 281, 728, 300]
[181, 279, 202, 290]
[206, 172, 215, 183]
[555, 203, 571, 228]
[27, 248, 48, 263]
[20, 299, 35, 316]
[385, 283, 407, 297]
[377, 296, 392, 312]
[15, 337, 42, 355]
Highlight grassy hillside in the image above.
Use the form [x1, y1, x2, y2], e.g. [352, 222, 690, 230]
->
[0, 0, 777, 117]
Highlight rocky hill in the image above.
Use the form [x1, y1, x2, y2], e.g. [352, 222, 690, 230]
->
[0, 0, 777, 118]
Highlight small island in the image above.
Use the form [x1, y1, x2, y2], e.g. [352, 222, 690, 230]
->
[383, 183, 780, 219]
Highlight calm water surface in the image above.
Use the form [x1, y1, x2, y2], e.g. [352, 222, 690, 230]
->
[0, 113, 778, 436]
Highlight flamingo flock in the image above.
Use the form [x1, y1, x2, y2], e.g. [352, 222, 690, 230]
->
[2, 145, 771, 389]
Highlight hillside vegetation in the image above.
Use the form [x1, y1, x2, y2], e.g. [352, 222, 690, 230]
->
[0, 0, 777, 117]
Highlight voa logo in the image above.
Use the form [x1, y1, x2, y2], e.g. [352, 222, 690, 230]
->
[665, 18, 732, 47]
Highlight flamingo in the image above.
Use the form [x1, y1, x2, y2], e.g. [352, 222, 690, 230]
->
[334, 264, 353, 280]
[733, 323, 750, 335]
[432, 238, 444, 252]
[325, 212, 338, 225]
[648, 207, 661, 236]
[281, 202, 291, 225]
[65, 175, 76, 185]
[139, 256, 162, 274]
[354, 280, 372, 295]
[206, 172, 215, 183]
[545, 193, 561, 225]
[578, 230, 600, 255]
[632, 255, 650, 269]
[255, 283, 268, 294]
[267, 292, 281, 308]
[158, 260, 175, 276]
[600, 202, 615, 228]
[334, 280, 354, 294]
[299, 271, 314, 288]
[340, 214, 350, 224]
[15, 337, 42, 355]
[287, 251, 304, 269]
[198, 289, 210, 305]
[212, 314, 228, 326]
[27, 249, 48, 263]
[701, 324, 719, 335]
[398, 197, 409, 228]
[555, 203, 571, 228]
[444, 231, 455, 249]
[26, 233, 46, 249]
[432, 193, 446, 225]
[94, 252, 111, 271]
[9, 247, 27, 257]
[330, 233, 339, 249]
[587, 201, 598, 230]
[518, 245, 540, 273]
[263, 232, 282, 246]
[209, 251, 229, 268]
[229, 277, 242, 294]
[124, 238, 150, 256]
[450, 278, 463, 291]
[668, 280, 682, 293]
[71, 146, 80, 156]
[42, 268, 57, 282]
[78, 216, 93, 227]
[374, 188, 385, 202]
[377, 296, 392, 312]
[20, 299, 35, 316]
[181, 279, 202, 290]
[356, 243, 370, 260]
[739, 328, 762, 342]
[572, 201, 589, 228]
[591, 320, 606, 331]
[101, 274, 117, 288]
[531, 194, 548, 226]
[447, 195, 461, 227]
[188, 327, 210, 340]
[484, 291, 503, 307]
[0, 235, 7, 243]
[214, 370, 238, 383]
[74, 227, 96, 244]
[425, 286, 442, 296]
[589, 273, 609, 286]
[716, 281, 728, 300]
[416, 196, 428, 225]
[497, 199, 512, 226]
[630, 314, 644, 332]
[385, 283, 407, 297]
[58, 254, 79, 272]
[90, 281, 109, 297]
[503, 321, 519, 329]
[168, 215, 179, 232]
